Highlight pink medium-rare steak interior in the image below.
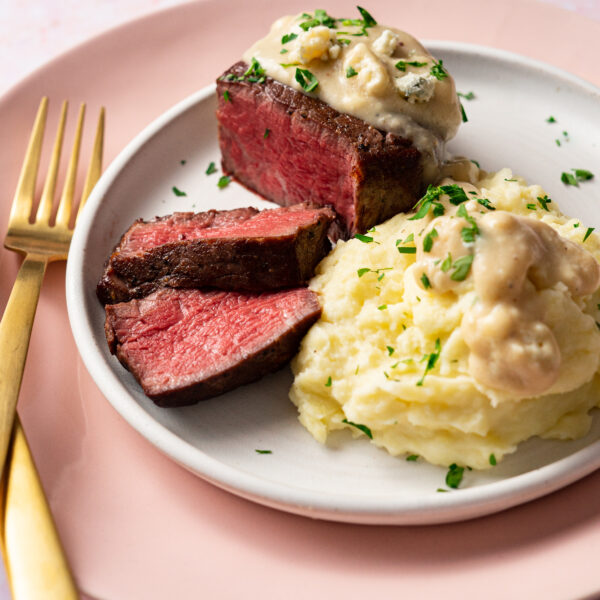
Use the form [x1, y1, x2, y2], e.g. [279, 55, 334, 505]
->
[218, 83, 357, 228]
[120, 204, 332, 256]
[105, 287, 321, 405]
[216, 61, 424, 236]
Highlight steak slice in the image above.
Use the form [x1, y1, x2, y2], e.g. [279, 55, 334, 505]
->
[104, 287, 321, 406]
[216, 61, 424, 237]
[97, 203, 334, 304]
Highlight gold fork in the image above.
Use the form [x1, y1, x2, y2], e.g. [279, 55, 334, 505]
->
[0, 97, 104, 599]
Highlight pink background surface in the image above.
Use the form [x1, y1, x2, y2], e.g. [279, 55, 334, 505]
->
[2, 1, 600, 598]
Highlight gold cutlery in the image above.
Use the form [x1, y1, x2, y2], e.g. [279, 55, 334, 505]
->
[0, 97, 104, 599]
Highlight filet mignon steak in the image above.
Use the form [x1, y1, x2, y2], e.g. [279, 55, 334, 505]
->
[97, 203, 334, 304]
[216, 61, 424, 237]
[104, 287, 321, 406]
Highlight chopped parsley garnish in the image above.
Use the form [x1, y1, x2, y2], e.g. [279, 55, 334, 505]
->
[458, 91, 475, 100]
[395, 60, 427, 72]
[180, 159, 186, 165]
[255, 449, 272, 454]
[489, 453, 497, 466]
[217, 175, 231, 189]
[223, 90, 231, 102]
[355, 233, 374, 243]
[172, 186, 186, 197]
[440, 184, 468, 206]
[556, 139, 561, 147]
[583, 227, 595, 242]
[423, 228, 438, 252]
[295, 68, 319, 92]
[459, 101, 468, 123]
[477, 197, 495, 210]
[562, 168, 594, 186]
[450, 254, 474, 281]
[396, 234, 416, 254]
[429, 59, 448, 81]
[299, 9, 337, 30]
[387, 346, 395, 356]
[471, 159, 480, 168]
[526, 203, 537, 210]
[377, 304, 388, 310]
[440, 253, 452, 273]
[338, 38, 352, 45]
[342, 418, 373, 439]
[416, 338, 441, 386]
[264, 128, 270, 138]
[406, 454, 419, 461]
[420, 272, 432, 289]
[445, 463, 464, 488]
[243, 57, 266, 83]
[409, 185, 445, 220]
[357, 6, 377, 27]
[574, 223, 581, 228]
[280, 48, 288, 54]
[537, 195, 551, 211]
[325, 376, 332, 387]
[346, 65, 358, 78]
[205, 161, 217, 175]
[397, 246, 417, 254]
[457, 204, 479, 243]
[546, 115, 556, 123]
[281, 32, 298, 44]
[358, 266, 392, 278]
[280, 62, 301, 68]
[561, 171, 578, 186]
[504, 178, 517, 182]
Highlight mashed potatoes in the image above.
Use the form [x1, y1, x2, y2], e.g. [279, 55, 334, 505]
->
[290, 169, 600, 469]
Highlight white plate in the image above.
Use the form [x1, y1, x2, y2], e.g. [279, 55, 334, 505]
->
[67, 42, 600, 525]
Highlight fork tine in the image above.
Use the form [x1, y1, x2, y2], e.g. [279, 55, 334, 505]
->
[35, 101, 68, 224]
[55, 103, 85, 228]
[9, 97, 48, 224]
[77, 106, 105, 221]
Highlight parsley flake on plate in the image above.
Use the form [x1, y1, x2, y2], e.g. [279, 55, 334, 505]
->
[445, 463, 465, 488]
[172, 186, 186, 197]
[217, 175, 231, 189]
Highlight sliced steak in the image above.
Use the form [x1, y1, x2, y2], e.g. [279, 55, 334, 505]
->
[97, 203, 334, 304]
[105, 287, 321, 406]
[216, 61, 424, 237]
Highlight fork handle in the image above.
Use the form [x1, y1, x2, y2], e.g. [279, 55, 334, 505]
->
[0, 253, 47, 477]
[1, 416, 79, 599]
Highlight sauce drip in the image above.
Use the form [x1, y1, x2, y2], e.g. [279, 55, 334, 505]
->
[415, 184, 600, 397]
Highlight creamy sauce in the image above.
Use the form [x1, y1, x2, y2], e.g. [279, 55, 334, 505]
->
[415, 181, 600, 397]
[242, 12, 462, 181]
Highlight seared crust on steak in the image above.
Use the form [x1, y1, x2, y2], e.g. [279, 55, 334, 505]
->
[217, 61, 424, 237]
[104, 287, 322, 406]
[97, 203, 335, 304]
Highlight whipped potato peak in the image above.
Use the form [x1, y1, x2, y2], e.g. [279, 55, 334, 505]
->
[242, 8, 463, 174]
[290, 169, 600, 469]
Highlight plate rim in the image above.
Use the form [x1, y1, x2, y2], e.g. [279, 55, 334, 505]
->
[66, 41, 600, 525]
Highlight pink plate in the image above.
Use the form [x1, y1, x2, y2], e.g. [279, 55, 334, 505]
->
[2, 1, 600, 598]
